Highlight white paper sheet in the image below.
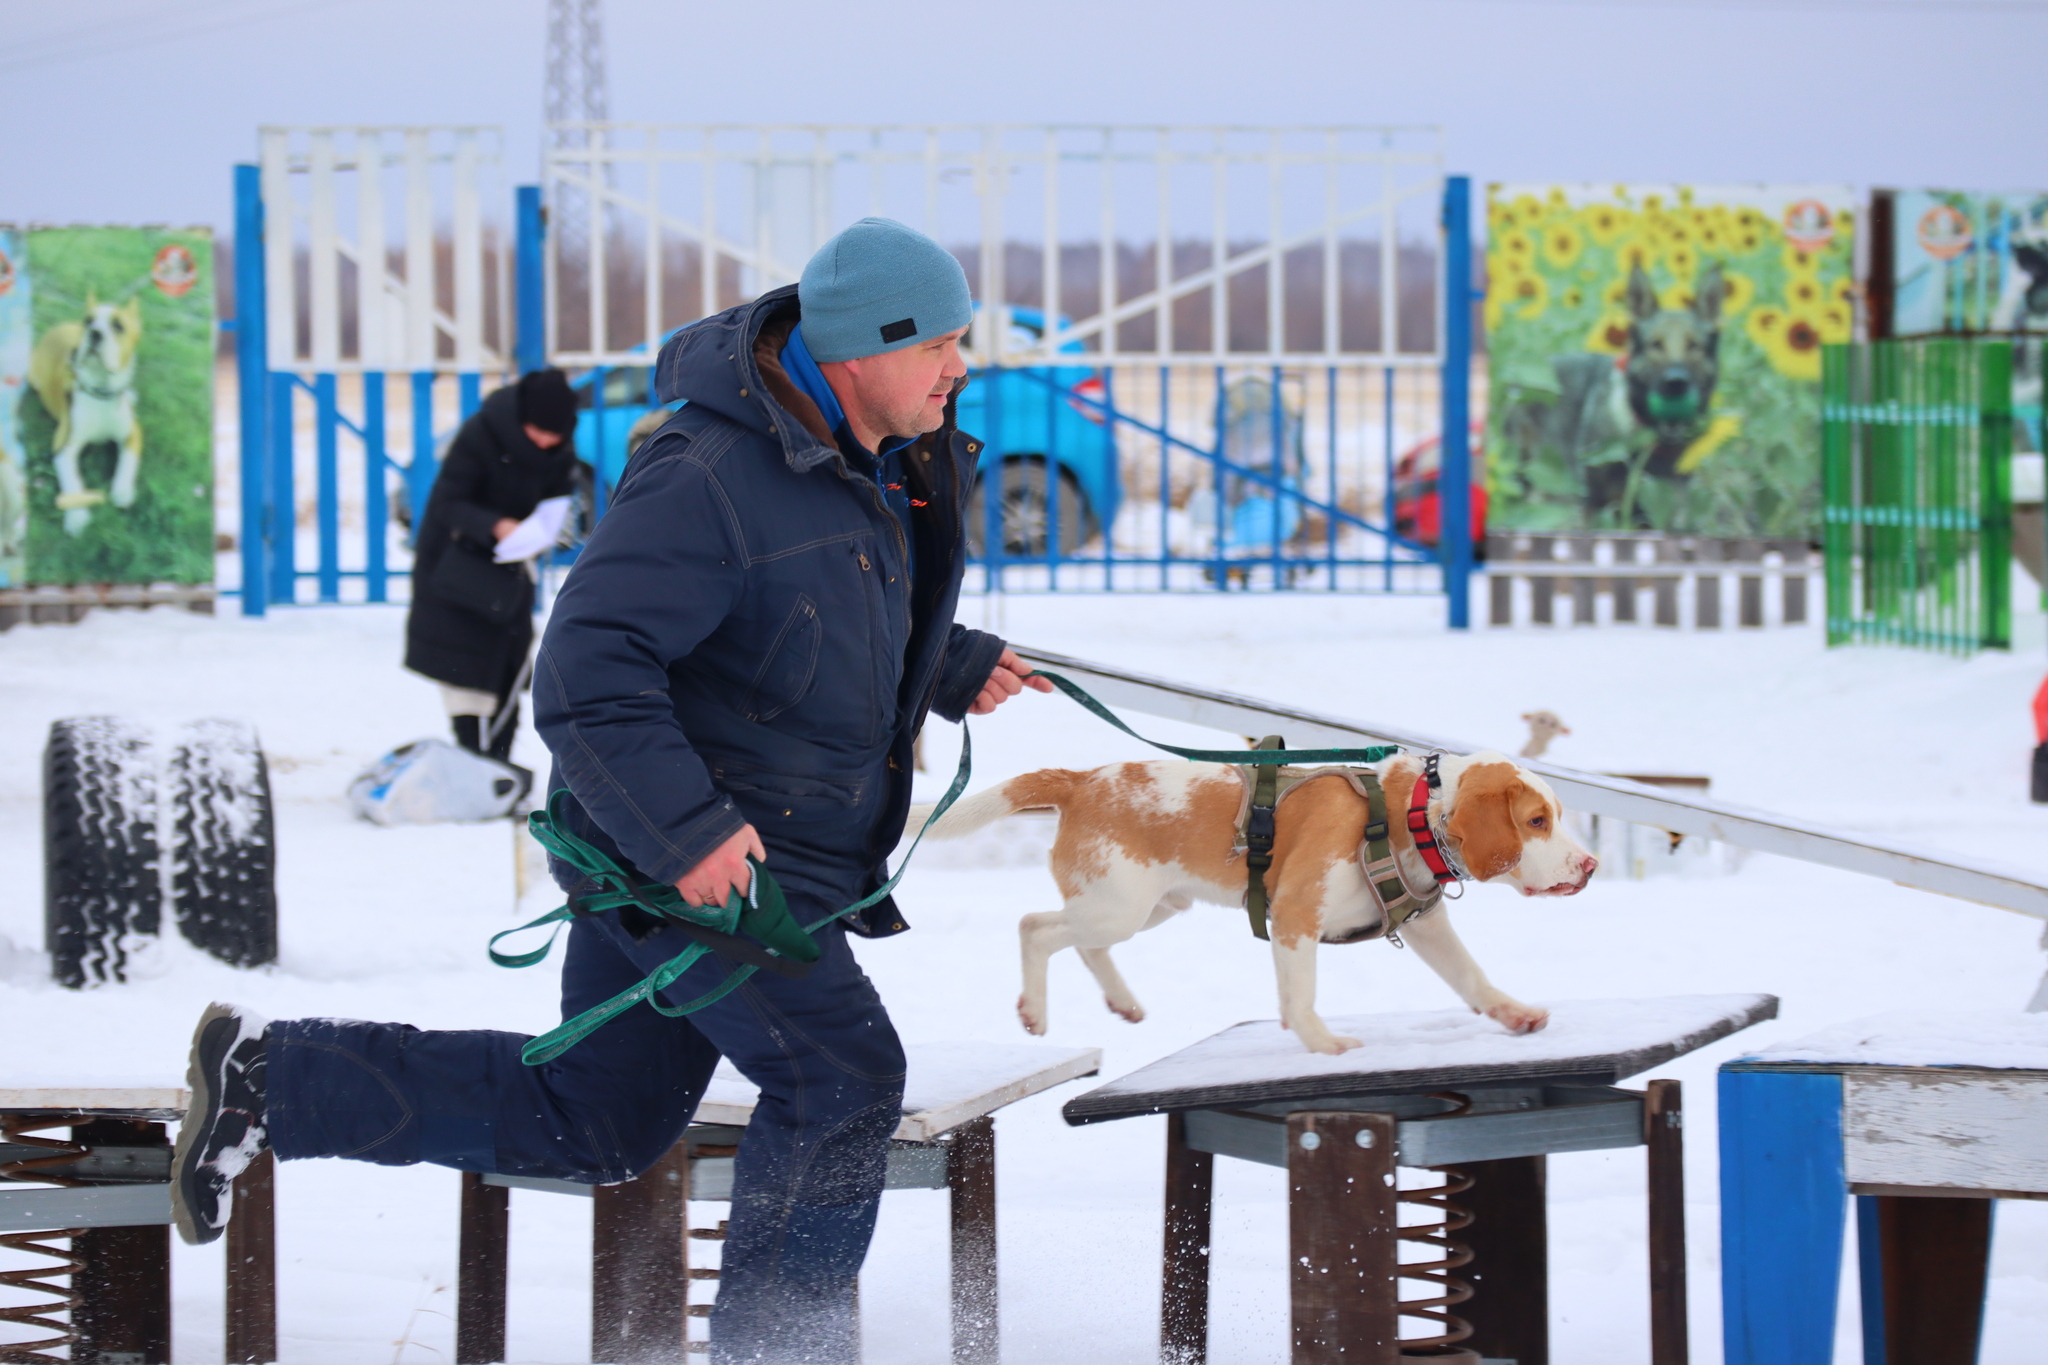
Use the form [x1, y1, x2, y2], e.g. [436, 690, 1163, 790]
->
[493, 495, 574, 563]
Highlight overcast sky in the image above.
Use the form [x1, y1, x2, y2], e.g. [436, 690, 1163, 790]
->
[2, 0, 2043, 231]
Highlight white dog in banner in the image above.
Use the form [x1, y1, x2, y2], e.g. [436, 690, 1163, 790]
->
[29, 292, 145, 535]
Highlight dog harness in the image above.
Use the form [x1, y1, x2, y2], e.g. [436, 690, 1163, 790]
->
[1238, 737, 1460, 947]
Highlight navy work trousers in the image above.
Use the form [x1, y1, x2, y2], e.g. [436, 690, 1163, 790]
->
[266, 908, 906, 1365]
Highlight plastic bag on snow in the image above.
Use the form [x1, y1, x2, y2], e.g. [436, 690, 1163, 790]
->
[348, 738, 533, 825]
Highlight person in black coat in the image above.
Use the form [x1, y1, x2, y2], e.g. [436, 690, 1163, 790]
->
[404, 369, 581, 759]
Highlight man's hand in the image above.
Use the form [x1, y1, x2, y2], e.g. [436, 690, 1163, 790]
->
[674, 824, 767, 907]
[968, 649, 1055, 716]
[492, 517, 521, 542]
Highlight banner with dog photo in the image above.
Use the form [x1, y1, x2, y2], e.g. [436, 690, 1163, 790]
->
[1485, 184, 1855, 536]
[1886, 190, 2048, 337]
[1, 226, 215, 586]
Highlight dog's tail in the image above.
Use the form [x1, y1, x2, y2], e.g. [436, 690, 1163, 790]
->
[904, 769, 1090, 841]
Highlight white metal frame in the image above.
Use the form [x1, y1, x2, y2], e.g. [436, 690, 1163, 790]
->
[259, 126, 508, 375]
[542, 124, 1443, 370]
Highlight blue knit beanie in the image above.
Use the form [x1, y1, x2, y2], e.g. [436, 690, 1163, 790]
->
[798, 218, 973, 363]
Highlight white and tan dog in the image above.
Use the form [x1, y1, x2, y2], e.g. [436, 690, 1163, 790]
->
[913, 751, 1596, 1054]
[29, 292, 145, 536]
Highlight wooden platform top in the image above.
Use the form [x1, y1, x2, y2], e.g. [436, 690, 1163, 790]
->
[0, 1088, 189, 1119]
[1062, 994, 1777, 1125]
[1732, 1010, 2048, 1075]
[696, 1042, 1101, 1142]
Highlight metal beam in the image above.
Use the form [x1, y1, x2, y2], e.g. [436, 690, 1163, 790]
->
[1009, 646, 2048, 921]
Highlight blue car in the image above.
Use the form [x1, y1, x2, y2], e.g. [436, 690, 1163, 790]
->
[957, 306, 1119, 558]
[566, 306, 1121, 558]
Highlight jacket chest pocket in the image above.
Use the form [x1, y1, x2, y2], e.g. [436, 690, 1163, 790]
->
[742, 595, 822, 722]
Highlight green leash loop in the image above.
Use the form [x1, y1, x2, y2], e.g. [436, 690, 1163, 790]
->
[492, 669, 1398, 1065]
[500, 725, 975, 1066]
[1026, 670, 1404, 767]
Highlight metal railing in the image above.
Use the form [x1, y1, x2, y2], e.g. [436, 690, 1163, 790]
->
[1822, 339, 2014, 653]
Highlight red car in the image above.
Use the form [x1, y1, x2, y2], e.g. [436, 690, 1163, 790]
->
[1392, 423, 1487, 549]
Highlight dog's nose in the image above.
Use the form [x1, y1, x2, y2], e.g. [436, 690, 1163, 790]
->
[1658, 373, 1692, 398]
[1579, 853, 1599, 878]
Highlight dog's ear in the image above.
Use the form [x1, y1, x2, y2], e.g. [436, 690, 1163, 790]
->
[86, 286, 99, 310]
[1693, 263, 1725, 324]
[119, 296, 142, 330]
[1626, 263, 1660, 322]
[1443, 762, 1526, 882]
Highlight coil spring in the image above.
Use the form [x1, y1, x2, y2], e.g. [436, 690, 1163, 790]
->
[0, 1117, 88, 1363]
[1394, 1093, 1475, 1358]
[683, 1141, 734, 1356]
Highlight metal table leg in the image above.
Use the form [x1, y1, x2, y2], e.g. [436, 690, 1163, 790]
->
[1160, 1112, 1214, 1365]
[456, 1172, 509, 1364]
[1859, 1193, 1993, 1365]
[1287, 1111, 1397, 1365]
[1645, 1079, 1688, 1365]
[947, 1115, 997, 1365]
[592, 1140, 690, 1364]
[71, 1120, 171, 1365]
[226, 1149, 276, 1365]
[1459, 1155, 1547, 1365]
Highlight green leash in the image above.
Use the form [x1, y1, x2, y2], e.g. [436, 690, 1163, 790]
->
[493, 669, 1401, 1065]
[1028, 671, 1403, 767]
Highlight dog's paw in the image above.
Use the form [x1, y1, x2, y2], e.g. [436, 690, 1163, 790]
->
[1485, 1001, 1550, 1035]
[1016, 995, 1047, 1036]
[1299, 1032, 1363, 1055]
[1105, 996, 1145, 1024]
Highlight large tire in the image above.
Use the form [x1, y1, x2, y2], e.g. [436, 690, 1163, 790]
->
[44, 718, 160, 988]
[964, 459, 1095, 558]
[169, 720, 278, 969]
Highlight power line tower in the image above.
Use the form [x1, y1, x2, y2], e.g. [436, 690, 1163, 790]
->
[544, 0, 609, 132]
[543, 0, 609, 273]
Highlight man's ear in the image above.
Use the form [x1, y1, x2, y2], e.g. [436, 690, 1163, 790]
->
[1443, 764, 1524, 881]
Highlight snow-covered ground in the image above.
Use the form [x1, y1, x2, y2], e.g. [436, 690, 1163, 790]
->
[3, 594, 2046, 1363]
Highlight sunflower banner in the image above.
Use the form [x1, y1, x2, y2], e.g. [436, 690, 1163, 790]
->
[1485, 183, 1854, 536]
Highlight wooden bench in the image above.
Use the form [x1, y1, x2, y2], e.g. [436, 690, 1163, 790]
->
[461, 1042, 1099, 1363]
[0, 1043, 1097, 1365]
[1720, 1012, 2048, 1365]
[1061, 994, 1778, 1365]
[0, 1088, 187, 1365]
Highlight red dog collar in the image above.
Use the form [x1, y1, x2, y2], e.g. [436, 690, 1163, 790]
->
[1407, 758, 1459, 886]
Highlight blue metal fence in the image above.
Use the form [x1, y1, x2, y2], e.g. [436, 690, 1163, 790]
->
[231, 170, 1479, 624]
[231, 167, 538, 614]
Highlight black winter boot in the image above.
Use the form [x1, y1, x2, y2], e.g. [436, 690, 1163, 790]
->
[2032, 741, 2048, 804]
[452, 715, 483, 753]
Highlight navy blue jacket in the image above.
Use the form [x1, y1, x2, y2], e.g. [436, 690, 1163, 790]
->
[532, 285, 1004, 936]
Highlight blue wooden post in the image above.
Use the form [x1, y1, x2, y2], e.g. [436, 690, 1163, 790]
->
[1718, 1068, 1847, 1365]
[1211, 365, 1227, 591]
[1855, 1196, 1887, 1365]
[233, 164, 269, 617]
[363, 373, 387, 602]
[315, 373, 340, 602]
[409, 372, 437, 529]
[1158, 365, 1171, 591]
[1440, 175, 1475, 629]
[590, 365, 609, 520]
[515, 185, 546, 374]
[459, 373, 482, 419]
[268, 373, 297, 605]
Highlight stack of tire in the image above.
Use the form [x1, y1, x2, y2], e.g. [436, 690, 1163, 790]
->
[44, 717, 277, 987]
